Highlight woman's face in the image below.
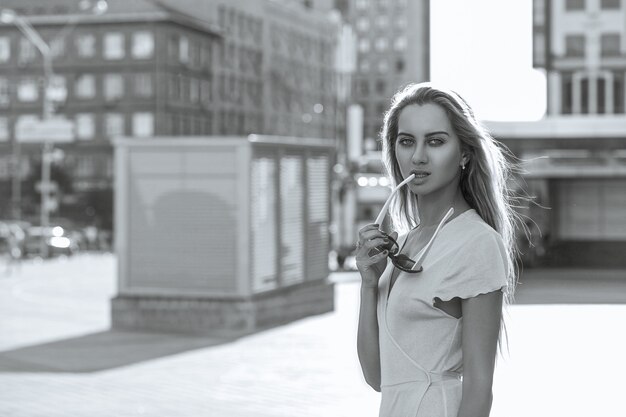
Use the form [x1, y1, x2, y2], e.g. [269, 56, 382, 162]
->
[394, 103, 464, 197]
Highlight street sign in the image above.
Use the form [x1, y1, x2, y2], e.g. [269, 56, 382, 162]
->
[16, 116, 74, 143]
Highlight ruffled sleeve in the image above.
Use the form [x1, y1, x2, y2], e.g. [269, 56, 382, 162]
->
[435, 229, 509, 302]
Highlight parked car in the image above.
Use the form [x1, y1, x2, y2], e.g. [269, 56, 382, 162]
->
[23, 225, 78, 258]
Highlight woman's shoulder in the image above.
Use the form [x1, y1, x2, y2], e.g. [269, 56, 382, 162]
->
[449, 210, 506, 252]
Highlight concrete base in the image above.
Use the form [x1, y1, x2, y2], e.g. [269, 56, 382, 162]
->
[111, 280, 335, 336]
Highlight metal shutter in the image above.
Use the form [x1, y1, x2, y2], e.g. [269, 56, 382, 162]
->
[251, 156, 278, 292]
[306, 154, 329, 281]
[280, 154, 305, 285]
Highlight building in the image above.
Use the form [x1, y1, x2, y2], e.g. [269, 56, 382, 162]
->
[534, 0, 626, 115]
[347, 0, 430, 150]
[0, 0, 345, 228]
[489, 0, 626, 267]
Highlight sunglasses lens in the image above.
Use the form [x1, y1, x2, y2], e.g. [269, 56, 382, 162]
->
[395, 254, 415, 269]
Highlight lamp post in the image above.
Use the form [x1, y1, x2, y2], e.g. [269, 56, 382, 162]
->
[0, 1, 107, 256]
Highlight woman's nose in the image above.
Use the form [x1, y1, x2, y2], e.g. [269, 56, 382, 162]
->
[411, 143, 428, 164]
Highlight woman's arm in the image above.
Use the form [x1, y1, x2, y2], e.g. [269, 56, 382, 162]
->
[457, 290, 503, 417]
[357, 282, 381, 392]
[354, 225, 394, 392]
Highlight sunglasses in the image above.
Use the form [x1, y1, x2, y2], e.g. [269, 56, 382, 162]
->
[371, 235, 423, 273]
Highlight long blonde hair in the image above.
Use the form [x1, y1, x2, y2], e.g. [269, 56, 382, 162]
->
[380, 82, 524, 305]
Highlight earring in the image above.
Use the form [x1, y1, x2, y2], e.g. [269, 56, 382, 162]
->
[461, 162, 466, 170]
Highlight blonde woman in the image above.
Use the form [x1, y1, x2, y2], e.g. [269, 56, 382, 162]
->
[355, 83, 520, 417]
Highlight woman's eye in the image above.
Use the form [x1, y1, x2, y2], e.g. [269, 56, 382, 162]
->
[428, 138, 445, 146]
[398, 137, 413, 146]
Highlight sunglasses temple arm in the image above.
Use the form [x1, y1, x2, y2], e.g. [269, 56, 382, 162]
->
[411, 207, 455, 270]
[374, 174, 416, 226]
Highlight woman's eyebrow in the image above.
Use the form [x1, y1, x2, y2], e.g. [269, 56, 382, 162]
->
[425, 131, 449, 137]
[397, 131, 449, 137]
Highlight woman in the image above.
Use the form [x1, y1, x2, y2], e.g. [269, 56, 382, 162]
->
[355, 83, 520, 417]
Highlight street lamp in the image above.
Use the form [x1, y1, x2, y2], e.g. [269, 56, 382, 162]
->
[1, 2, 107, 257]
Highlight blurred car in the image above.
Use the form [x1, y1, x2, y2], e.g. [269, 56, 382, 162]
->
[23, 225, 78, 258]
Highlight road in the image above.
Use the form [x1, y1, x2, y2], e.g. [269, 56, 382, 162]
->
[1, 254, 625, 416]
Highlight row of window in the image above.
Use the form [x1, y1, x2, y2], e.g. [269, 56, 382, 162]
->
[358, 37, 407, 53]
[565, 0, 621, 11]
[359, 57, 405, 74]
[0, 73, 154, 104]
[561, 71, 625, 114]
[355, 0, 408, 10]
[0, 112, 154, 142]
[0, 31, 155, 65]
[356, 15, 407, 32]
[357, 79, 389, 96]
[564, 33, 622, 57]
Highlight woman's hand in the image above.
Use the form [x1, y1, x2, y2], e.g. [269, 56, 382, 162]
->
[355, 224, 398, 288]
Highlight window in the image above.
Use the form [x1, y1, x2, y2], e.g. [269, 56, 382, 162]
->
[597, 78, 606, 114]
[394, 36, 407, 51]
[48, 75, 67, 103]
[200, 80, 211, 104]
[75, 34, 96, 58]
[104, 74, 124, 101]
[377, 60, 388, 73]
[76, 113, 96, 139]
[376, 79, 385, 93]
[104, 33, 125, 60]
[356, 18, 369, 32]
[190, 78, 199, 103]
[561, 73, 573, 114]
[358, 39, 370, 53]
[50, 38, 65, 58]
[75, 74, 96, 99]
[565, 34, 585, 57]
[0, 77, 10, 106]
[375, 38, 388, 51]
[133, 73, 153, 97]
[359, 80, 369, 95]
[0, 117, 8, 141]
[18, 78, 38, 102]
[601, 34, 620, 57]
[614, 73, 624, 113]
[376, 15, 388, 28]
[396, 58, 405, 73]
[132, 31, 154, 59]
[132, 112, 154, 137]
[581, 77, 589, 114]
[359, 59, 370, 73]
[356, 0, 368, 10]
[18, 37, 36, 65]
[397, 16, 407, 29]
[565, 0, 584, 10]
[105, 113, 125, 137]
[179, 36, 189, 63]
[0, 37, 10, 63]
[76, 155, 96, 176]
[600, 0, 620, 9]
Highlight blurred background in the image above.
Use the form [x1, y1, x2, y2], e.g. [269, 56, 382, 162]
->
[0, 0, 625, 416]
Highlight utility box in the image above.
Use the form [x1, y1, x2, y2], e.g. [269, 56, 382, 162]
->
[111, 135, 335, 335]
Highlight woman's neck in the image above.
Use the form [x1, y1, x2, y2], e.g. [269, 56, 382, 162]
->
[416, 188, 471, 227]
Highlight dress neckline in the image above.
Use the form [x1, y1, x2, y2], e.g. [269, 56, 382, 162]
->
[386, 208, 475, 303]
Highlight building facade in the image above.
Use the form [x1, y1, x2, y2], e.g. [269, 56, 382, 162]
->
[534, 0, 626, 115]
[347, 0, 430, 149]
[0, 0, 344, 228]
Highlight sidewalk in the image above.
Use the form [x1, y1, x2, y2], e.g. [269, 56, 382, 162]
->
[1, 255, 625, 416]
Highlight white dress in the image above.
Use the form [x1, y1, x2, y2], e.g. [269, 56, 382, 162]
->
[377, 209, 508, 417]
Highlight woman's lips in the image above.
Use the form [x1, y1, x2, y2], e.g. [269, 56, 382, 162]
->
[410, 171, 430, 179]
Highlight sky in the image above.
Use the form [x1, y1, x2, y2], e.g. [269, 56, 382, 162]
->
[430, 0, 547, 121]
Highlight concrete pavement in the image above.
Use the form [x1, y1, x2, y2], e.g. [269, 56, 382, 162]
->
[1, 254, 626, 416]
